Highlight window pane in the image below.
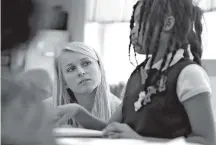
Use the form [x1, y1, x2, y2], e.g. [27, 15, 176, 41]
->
[202, 11, 216, 59]
[84, 23, 101, 55]
[84, 12, 216, 83]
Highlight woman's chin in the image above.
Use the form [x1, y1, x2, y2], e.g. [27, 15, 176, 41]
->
[78, 86, 97, 94]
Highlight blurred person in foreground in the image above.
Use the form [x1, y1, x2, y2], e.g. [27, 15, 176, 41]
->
[1, 0, 56, 144]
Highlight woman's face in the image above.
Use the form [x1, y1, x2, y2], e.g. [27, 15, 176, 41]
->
[60, 51, 101, 95]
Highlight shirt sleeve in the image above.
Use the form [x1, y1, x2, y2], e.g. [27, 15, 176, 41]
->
[177, 64, 212, 102]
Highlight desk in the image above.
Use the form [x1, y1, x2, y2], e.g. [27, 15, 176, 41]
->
[53, 128, 201, 145]
[56, 138, 202, 145]
[56, 138, 147, 145]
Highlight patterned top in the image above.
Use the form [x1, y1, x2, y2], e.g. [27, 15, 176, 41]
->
[122, 58, 195, 138]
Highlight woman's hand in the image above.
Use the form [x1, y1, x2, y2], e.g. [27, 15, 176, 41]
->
[54, 103, 83, 126]
[103, 122, 143, 139]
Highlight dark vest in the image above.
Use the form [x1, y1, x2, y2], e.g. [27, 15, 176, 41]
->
[122, 58, 196, 139]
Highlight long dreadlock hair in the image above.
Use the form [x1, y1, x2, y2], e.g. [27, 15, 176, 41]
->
[188, 6, 203, 65]
[129, 0, 204, 90]
[128, 1, 140, 66]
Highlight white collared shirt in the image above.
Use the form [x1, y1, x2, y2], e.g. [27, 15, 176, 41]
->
[144, 49, 212, 102]
[144, 49, 185, 71]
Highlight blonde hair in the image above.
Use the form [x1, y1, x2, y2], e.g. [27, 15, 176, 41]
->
[53, 42, 113, 122]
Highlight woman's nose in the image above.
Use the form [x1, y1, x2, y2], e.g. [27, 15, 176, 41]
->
[77, 67, 86, 77]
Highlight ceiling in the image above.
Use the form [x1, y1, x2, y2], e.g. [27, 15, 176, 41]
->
[45, 0, 216, 23]
[86, 0, 216, 23]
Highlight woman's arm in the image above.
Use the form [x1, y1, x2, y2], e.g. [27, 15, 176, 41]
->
[175, 64, 215, 144]
[103, 93, 216, 144]
[75, 106, 107, 130]
[183, 92, 216, 145]
[103, 122, 171, 142]
[76, 103, 123, 130]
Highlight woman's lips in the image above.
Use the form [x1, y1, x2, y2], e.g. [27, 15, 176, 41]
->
[79, 79, 91, 84]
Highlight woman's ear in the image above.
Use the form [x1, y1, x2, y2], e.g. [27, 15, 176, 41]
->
[163, 15, 175, 32]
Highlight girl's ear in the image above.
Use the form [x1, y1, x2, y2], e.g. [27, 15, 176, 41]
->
[163, 15, 175, 32]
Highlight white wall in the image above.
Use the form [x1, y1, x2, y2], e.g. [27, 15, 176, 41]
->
[45, 0, 87, 41]
[25, 30, 69, 80]
[210, 77, 216, 121]
[203, 60, 216, 121]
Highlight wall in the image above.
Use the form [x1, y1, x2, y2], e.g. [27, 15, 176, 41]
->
[25, 30, 69, 80]
[45, 0, 86, 41]
[210, 77, 216, 121]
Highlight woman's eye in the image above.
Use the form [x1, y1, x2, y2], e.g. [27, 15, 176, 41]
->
[82, 61, 91, 66]
[67, 66, 76, 72]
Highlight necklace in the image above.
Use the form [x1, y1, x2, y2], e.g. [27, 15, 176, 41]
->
[134, 67, 167, 112]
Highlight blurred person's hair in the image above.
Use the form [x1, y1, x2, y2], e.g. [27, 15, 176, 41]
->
[1, 0, 42, 51]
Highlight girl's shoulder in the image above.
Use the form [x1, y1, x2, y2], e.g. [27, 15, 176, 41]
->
[178, 63, 210, 83]
[177, 63, 212, 102]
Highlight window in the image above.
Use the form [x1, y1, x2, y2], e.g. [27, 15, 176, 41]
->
[202, 11, 216, 59]
[85, 12, 216, 84]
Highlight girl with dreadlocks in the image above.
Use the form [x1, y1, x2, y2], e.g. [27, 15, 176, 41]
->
[102, 0, 216, 144]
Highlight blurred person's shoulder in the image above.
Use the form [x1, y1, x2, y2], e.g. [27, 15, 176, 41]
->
[110, 93, 121, 114]
[1, 70, 21, 106]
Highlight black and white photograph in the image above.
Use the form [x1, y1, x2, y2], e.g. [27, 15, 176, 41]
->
[1, 0, 216, 145]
